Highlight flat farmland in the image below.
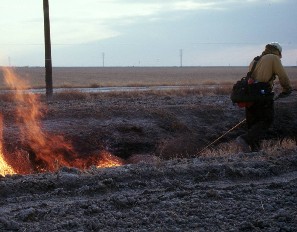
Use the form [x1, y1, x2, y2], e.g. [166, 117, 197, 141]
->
[1, 66, 297, 89]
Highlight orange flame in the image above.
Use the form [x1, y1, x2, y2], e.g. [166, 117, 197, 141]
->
[0, 114, 16, 176]
[0, 154, 15, 176]
[2, 67, 80, 172]
[0, 67, 124, 174]
[97, 150, 124, 168]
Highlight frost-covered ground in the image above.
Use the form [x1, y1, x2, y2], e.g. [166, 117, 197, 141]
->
[1, 150, 297, 231]
[0, 91, 296, 231]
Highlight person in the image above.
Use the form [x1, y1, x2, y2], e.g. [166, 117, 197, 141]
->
[236, 42, 292, 152]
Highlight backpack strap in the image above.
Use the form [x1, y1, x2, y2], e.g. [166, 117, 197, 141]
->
[247, 56, 261, 79]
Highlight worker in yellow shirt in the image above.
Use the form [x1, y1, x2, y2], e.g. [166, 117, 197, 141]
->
[236, 42, 292, 152]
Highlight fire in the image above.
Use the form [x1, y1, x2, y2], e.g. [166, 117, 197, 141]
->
[0, 155, 15, 176]
[0, 67, 124, 175]
[0, 115, 16, 176]
[2, 67, 80, 172]
[97, 151, 124, 168]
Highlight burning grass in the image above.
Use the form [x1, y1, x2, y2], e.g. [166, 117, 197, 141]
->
[0, 115, 15, 176]
[0, 66, 296, 176]
[0, 67, 125, 175]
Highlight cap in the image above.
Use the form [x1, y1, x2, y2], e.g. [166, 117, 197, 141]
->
[269, 42, 282, 53]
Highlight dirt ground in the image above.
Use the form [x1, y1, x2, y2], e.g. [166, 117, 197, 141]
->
[0, 90, 297, 231]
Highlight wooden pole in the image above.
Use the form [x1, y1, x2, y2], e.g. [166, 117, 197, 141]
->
[43, 0, 53, 97]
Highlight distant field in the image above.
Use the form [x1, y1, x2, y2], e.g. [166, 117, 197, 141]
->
[0, 66, 296, 89]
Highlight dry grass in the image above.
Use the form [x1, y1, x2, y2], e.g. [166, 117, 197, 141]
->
[0, 67, 295, 97]
[199, 138, 297, 159]
[199, 142, 240, 158]
[1, 66, 296, 160]
[27, 86, 231, 102]
[0, 93, 15, 102]
[261, 138, 297, 154]
[2, 66, 296, 89]
[51, 91, 93, 101]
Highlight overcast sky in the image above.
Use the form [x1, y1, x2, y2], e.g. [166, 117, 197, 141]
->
[0, 0, 296, 67]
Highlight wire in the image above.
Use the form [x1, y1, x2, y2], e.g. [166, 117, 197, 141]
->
[195, 92, 297, 156]
[196, 118, 246, 156]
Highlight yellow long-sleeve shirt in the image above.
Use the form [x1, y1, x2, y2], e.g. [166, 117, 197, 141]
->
[249, 53, 292, 92]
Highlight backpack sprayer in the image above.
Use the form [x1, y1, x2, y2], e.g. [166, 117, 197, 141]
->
[196, 89, 297, 156]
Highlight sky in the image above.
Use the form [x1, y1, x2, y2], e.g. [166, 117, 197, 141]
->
[0, 0, 296, 67]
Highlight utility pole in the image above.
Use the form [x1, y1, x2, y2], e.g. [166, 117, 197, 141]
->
[102, 52, 105, 67]
[180, 49, 183, 67]
[43, 0, 53, 97]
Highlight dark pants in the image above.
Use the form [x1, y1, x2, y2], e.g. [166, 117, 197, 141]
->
[241, 100, 274, 151]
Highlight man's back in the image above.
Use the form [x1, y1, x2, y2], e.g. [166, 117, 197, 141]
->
[249, 53, 291, 92]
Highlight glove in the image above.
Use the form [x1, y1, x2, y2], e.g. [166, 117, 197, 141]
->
[277, 91, 292, 98]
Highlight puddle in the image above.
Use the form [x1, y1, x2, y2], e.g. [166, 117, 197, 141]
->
[0, 85, 216, 94]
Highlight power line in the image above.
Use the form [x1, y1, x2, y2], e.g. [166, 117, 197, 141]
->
[1, 42, 296, 46]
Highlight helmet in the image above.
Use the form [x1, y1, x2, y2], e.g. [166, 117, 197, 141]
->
[269, 42, 282, 53]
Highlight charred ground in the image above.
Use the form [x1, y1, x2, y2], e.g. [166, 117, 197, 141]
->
[0, 90, 297, 231]
[3, 90, 295, 160]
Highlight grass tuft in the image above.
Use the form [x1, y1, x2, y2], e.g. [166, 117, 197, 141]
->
[52, 90, 92, 101]
[199, 138, 297, 159]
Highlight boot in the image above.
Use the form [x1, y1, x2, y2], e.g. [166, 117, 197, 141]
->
[236, 136, 251, 153]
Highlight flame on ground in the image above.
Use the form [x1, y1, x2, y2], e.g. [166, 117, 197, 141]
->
[97, 151, 124, 168]
[0, 67, 124, 175]
[0, 155, 15, 176]
[0, 114, 16, 176]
